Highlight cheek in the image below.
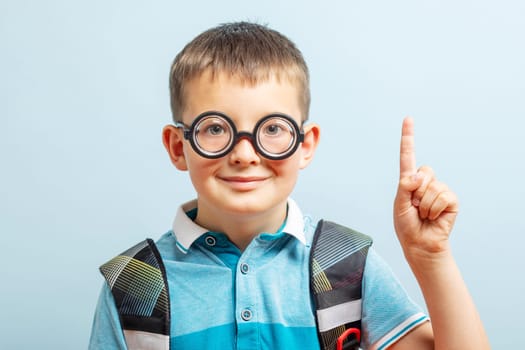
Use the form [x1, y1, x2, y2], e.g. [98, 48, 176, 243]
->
[185, 155, 219, 184]
[269, 157, 301, 181]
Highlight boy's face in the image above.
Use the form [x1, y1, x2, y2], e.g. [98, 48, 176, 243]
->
[163, 71, 319, 227]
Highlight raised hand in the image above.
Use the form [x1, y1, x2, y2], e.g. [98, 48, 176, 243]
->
[393, 117, 459, 257]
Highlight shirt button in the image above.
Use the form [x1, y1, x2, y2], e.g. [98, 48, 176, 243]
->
[241, 309, 252, 321]
[205, 236, 216, 247]
[240, 263, 249, 274]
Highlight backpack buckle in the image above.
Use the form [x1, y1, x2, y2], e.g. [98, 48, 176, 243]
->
[336, 328, 361, 350]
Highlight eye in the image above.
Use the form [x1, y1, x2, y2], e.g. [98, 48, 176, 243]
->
[263, 123, 285, 136]
[196, 116, 230, 137]
[205, 123, 226, 136]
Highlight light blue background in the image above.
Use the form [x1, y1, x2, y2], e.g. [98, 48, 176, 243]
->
[2, 0, 524, 348]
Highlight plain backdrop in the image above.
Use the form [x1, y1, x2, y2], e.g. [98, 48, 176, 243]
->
[2, 0, 524, 348]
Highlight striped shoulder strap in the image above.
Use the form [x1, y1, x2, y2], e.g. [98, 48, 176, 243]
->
[310, 220, 373, 350]
[100, 239, 171, 350]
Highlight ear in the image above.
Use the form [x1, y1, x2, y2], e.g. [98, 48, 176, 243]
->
[162, 125, 188, 171]
[299, 123, 320, 169]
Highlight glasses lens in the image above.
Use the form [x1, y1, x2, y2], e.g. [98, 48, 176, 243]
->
[193, 115, 233, 155]
[257, 117, 297, 156]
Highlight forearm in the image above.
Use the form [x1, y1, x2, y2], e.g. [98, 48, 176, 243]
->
[406, 247, 490, 350]
[393, 119, 489, 349]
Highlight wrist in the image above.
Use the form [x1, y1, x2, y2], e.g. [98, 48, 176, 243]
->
[403, 243, 455, 274]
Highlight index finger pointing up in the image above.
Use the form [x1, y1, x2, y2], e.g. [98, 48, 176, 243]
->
[399, 117, 417, 179]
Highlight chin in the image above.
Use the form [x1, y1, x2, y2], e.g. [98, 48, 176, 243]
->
[221, 198, 284, 216]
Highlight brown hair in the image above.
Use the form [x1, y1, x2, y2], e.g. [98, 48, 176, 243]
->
[169, 22, 310, 122]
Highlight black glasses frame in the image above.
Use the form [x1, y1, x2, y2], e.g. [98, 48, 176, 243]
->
[174, 111, 304, 160]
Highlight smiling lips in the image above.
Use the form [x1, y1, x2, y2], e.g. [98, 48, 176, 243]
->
[218, 175, 270, 191]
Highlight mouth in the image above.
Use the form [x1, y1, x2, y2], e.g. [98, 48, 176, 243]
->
[218, 175, 270, 191]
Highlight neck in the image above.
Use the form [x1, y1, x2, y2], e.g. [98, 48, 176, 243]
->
[194, 201, 287, 251]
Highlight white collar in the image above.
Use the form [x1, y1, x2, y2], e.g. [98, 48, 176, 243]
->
[171, 198, 306, 253]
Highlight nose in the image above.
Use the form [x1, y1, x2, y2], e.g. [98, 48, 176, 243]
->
[229, 136, 261, 165]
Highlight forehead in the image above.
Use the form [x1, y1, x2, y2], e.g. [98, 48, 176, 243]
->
[181, 70, 304, 126]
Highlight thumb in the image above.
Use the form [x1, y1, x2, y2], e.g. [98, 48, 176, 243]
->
[395, 173, 424, 208]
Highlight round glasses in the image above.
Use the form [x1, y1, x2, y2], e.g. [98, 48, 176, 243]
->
[174, 111, 304, 160]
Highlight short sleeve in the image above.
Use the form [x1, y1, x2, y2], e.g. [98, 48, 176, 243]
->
[361, 248, 429, 349]
[88, 283, 128, 350]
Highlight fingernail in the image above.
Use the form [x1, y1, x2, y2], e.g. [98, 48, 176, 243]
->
[412, 198, 420, 207]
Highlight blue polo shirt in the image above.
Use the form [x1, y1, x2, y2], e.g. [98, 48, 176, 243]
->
[89, 198, 428, 349]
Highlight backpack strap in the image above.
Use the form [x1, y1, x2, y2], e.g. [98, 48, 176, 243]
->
[100, 239, 171, 350]
[310, 220, 373, 350]
[99, 220, 371, 350]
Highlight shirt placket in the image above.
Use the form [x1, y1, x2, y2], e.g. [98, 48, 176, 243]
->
[235, 249, 259, 350]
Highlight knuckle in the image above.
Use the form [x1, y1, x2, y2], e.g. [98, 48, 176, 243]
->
[427, 180, 444, 193]
[417, 165, 434, 177]
[413, 175, 432, 198]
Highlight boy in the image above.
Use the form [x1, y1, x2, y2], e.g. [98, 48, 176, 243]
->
[89, 22, 489, 349]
